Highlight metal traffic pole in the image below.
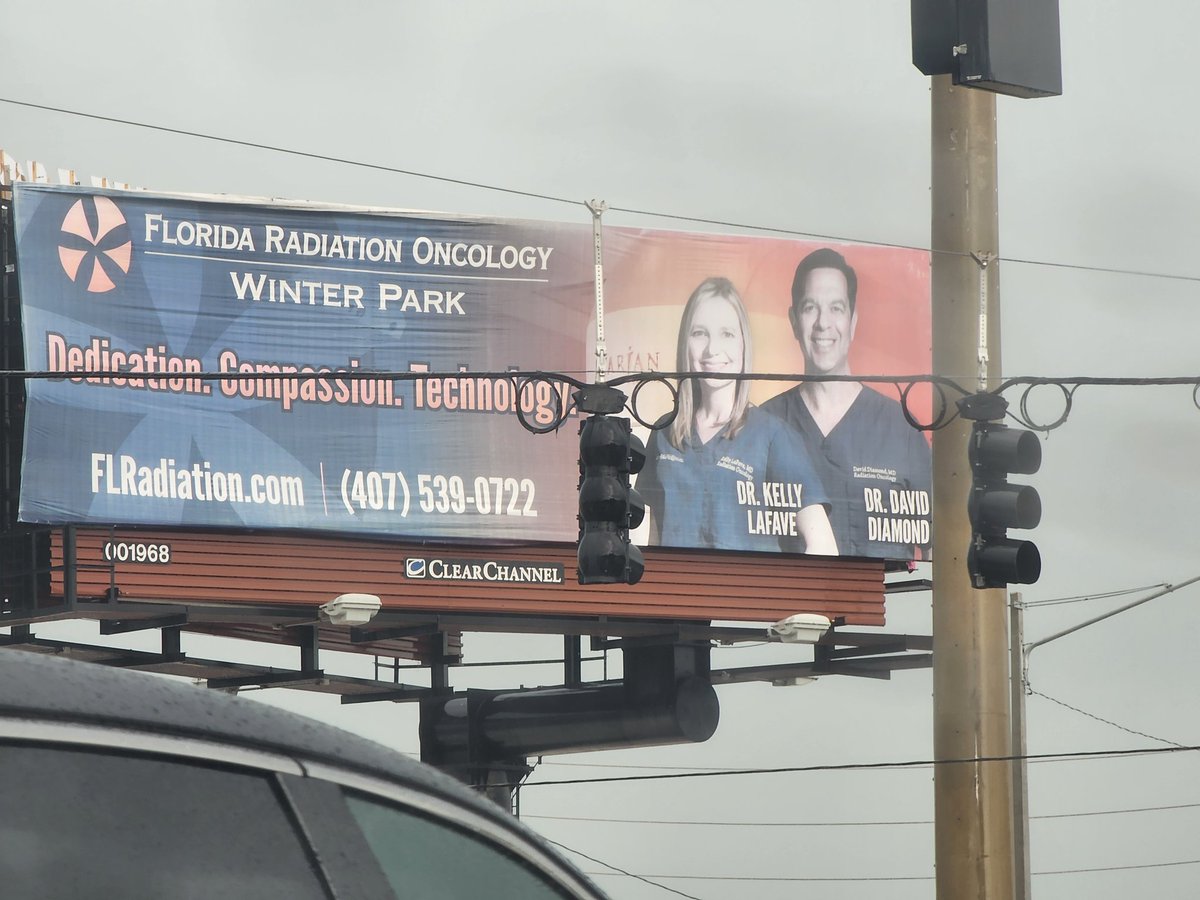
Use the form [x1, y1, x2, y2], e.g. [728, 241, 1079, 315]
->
[1009, 574, 1200, 900]
[1010, 592, 1031, 900]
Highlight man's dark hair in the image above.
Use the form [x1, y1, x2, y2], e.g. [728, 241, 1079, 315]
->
[790, 247, 858, 315]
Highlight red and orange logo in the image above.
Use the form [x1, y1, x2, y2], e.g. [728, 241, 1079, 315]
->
[58, 196, 132, 293]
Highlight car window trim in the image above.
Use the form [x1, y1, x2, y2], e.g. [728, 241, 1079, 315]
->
[0, 716, 307, 775]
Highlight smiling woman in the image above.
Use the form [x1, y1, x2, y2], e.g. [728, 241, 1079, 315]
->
[635, 277, 839, 555]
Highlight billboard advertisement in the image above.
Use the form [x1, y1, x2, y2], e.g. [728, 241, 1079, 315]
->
[13, 184, 931, 561]
[48, 527, 890, 626]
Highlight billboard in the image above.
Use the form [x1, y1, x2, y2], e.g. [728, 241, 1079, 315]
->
[49, 527, 890, 626]
[13, 184, 931, 561]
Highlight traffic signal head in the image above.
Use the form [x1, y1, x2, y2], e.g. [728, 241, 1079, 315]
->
[578, 531, 646, 585]
[968, 422, 1042, 589]
[577, 415, 646, 585]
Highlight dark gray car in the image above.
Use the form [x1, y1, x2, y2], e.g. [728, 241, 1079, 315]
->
[0, 651, 606, 900]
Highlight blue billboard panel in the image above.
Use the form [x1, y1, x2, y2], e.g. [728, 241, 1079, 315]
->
[15, 184, 591, 542]
[13, 184, 932, 560]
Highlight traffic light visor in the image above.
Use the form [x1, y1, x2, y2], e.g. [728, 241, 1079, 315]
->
[579, 479, 645, 529]
[972, 483, 1042, 531]
[578, 531, 645, 584]
[969, 538, 1041, 587]
[580, 417, 645, 473]
[972, 425, 1041, 476]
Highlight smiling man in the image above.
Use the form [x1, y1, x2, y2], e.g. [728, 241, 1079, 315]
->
[762, 248, 932, 560]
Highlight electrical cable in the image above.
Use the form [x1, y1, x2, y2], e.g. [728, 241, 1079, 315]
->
[544, 838, 705, 900]
[521, 742, 1200, 788]
[578, 857, 1200, 883]
[533, 812, 932, 827]
[604, 202, 936, 254]
[1028, 688, 1189, 749]
[551, 833, 1200, 887]
[1036, 858, 1200, 876]
[0, 97, 580, 208]
[520, 747, 1108, 774]
[1021, 582, 1170, 609]
[526, 798, 1200, 828]
[540, 761, 752, 772]
[4, 364, 1200, 436]
[5, 96, 1200, 285]
[586, 870, 935, 883]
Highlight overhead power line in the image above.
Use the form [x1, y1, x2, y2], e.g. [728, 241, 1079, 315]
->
[544, 839, 704, 900]
[1022, 581, 1170, 609]
[554, 837, 1200, 888]
[1029, 688, 1189, 749]
[0, 96, 576, 207]
[586, 868, 933, 883]
[5, 96, 1200, 285]
[526, 799, 1200, 828]
[523, 742, 1200, 788]
[1036, 858, 1200, 876]
[541, 760, 752, 773]
[578, 856, 1200, 884]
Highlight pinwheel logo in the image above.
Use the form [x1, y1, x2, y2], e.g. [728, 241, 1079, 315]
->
[58, 196, 132, 293]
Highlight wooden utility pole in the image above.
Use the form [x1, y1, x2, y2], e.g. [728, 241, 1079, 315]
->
[930, 73, 1015, 899]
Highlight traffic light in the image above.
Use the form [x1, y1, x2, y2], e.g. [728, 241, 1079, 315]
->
[577, 414, 646, 585]
[967, 421, 1042, 589]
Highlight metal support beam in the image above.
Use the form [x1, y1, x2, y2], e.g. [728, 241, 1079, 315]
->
[206, 670, 325, 691]
[161, 626, 182, 659]
[430, 631, 452, 694]
[297, 625, 319, 673]
[340, 685, 430, 705]
[0, 625, 33, 646]
[478, 761, 533, 814]
[350, 622, 443, 642]
[100, 613, 188, 635]
[564, 635, 582, 688]
[593, 631, 686, 651]
[62, 525, 77, 610]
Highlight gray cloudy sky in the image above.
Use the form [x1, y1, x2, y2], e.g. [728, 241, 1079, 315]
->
[4, 2, 1200, 897]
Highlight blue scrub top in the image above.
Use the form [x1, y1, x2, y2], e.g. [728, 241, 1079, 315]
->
[636, 406, 830, 553]
[762, 385, 932, 559]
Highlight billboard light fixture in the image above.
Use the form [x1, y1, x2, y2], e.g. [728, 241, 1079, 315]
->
[768, 614, 832, 644]
[319, 593, 382, 626]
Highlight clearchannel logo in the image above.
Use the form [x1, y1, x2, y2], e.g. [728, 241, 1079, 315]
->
[403, 556, 564, 586]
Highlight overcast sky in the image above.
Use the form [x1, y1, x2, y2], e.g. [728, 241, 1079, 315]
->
[4, 2, 1200, 898]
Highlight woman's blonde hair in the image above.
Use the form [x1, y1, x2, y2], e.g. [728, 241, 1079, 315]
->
[668, 277, 753, 450]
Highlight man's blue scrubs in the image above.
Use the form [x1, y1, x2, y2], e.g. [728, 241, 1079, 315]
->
[762, 386, 932, 559]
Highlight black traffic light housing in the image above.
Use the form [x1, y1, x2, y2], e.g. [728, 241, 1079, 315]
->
[967, 415, 1042, 589]
[911, 0, 1062, 99]
[575, 386, 647, 585]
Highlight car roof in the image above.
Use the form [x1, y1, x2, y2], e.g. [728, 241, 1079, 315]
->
[0, 650, 436, 780]
[0, 649, 602, 896]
